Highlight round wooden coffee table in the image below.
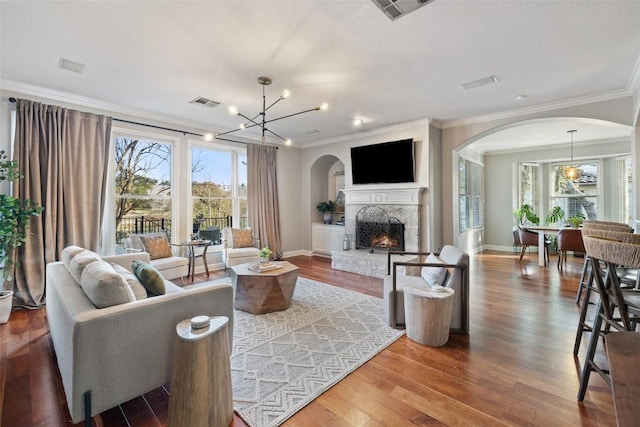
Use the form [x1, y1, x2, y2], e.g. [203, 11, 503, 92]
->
[230, 261, 299, 314]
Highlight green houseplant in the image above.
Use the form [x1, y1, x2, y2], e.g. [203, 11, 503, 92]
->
[0, 150, 44, 323]
[514, 204, 539, 226]
[567, 213, 585, 228]
[258, 247, 272, 263]
[316, 200, 337, 224]
[545, 206, 565, 226]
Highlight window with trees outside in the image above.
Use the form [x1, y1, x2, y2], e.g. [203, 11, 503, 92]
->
[191, 145, 247, 240]
[458, 156, 483, 233]
[550, 161, 599, 220]
[114, 136, 172, 245]
[518, 163, 538, 215]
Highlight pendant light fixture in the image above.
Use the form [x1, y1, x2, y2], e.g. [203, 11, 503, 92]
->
[206, 76, 328, 146]
[561, 129, 582, 181]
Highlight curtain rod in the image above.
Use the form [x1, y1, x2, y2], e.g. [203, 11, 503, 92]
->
[8, 97, 277, 148]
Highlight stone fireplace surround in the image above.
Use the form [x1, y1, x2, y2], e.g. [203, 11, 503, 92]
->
[331, 185, 425, 278]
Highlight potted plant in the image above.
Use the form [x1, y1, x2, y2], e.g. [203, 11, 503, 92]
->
[258, 247, 272, 263]
[545, 206, 565, 226]
[514, 204, 539, 226]
[316, 200, 337, 224]
[0, 150, 44, 323]
[567, 213, 585, 228]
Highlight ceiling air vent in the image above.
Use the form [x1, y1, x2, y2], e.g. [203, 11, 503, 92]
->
[371, 0, 436, 21]
[189, 97, 220, 108]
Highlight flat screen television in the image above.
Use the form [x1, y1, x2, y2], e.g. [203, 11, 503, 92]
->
[350, 139, 415, 184]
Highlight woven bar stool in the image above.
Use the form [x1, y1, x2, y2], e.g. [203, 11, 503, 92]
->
[577, 235, 640, 401]
[573, 229, 639, 355]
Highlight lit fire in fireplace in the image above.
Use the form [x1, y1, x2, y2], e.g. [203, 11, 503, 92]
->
[371, 235, 398, 248]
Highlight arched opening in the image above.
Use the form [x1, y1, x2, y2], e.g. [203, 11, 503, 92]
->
[309, 155, 345, 224]
[452, 117, 633, 252]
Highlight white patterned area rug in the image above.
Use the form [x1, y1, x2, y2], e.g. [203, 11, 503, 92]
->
[227, 276, 405, 427]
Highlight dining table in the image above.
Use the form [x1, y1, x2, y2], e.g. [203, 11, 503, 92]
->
[522, 226, 565, 266]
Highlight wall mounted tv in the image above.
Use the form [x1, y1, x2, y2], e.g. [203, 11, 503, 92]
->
[350, 138, 415, 184]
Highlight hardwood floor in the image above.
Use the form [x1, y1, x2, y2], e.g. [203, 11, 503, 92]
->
[1, 251, 616, 426]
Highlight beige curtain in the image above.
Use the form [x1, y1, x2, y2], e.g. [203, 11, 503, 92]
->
[247, 144, 282, 259]
[11, 99, 112, 308]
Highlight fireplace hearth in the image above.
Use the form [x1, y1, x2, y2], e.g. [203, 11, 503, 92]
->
[355, 206, 405, 252]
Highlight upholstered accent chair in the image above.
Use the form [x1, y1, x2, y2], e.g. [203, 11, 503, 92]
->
[221, 227, 260, 268]
[556, 228, 585, 271]
[127, 232, 188, 282]
[517, 225, 551, 265]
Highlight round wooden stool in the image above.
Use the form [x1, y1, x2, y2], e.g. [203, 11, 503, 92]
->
[168, 315, 233, 427]
[404, 286, 455, 347]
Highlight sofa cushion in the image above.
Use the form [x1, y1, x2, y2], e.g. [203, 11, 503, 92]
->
[111, 263, 148, 300]
[420, 253, 447, 287]
[138, 233, 173, 260]
[68, 250, 102, 284]
[61, 246, 86, 269]
[226, 246, 260, 259]
[150, 256, 188, 270]
[80, 260, 136, 308]
[132, 260, 166, 296]
[232, 228, 253, 248]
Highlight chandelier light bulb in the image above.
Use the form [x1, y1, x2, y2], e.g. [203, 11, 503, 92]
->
[281, 89, 291, 99]
[239, 123, 245, 130]
[204, 133, 214, 142]
[227, 105, 239, 116]
[319, 102, 328, 111]
[353, 118, 363, 126]
[285, 139, 292, 146]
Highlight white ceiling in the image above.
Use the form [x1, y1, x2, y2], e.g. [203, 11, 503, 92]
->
[1, 0, 640, 150]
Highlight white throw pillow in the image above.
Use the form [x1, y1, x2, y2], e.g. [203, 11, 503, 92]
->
[111, 263, 148, 300]
[80, 260, 136, 308]
[420, 253, 447, 287]
[68, 250, 101, 284]
[61, 245, 86, 270]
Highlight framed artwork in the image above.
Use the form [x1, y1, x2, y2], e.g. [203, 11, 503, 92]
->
[333, 172, 345, 213]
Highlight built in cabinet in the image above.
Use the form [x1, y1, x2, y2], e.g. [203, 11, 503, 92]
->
[312, 223, 345, 255]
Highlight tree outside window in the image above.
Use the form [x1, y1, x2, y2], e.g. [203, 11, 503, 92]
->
[114, 137, 172, 244]
[550, 161, 598, 220]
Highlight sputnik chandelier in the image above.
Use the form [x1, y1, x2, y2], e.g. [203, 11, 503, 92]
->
[561, 129, 583, 181]
[206, 76, 328, 146]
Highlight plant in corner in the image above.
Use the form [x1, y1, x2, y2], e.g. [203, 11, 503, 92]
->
[316, 200, 337, 224]
[0, 150, 44, 323]
[545, 206, 565, 226]
[514, 204, 540, 226]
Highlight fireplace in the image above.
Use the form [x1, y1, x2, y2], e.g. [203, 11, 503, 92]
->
[355, 206, 405, 252]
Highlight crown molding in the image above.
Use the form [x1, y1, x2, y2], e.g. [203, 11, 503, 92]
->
[300, 118, 433, 148]
[482, 136, 631, 157]
[0, 79, 222, 135]
[628, 53, 640, 96]
[440, 89, 632, 129]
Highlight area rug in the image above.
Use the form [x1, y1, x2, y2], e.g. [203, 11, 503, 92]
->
[226, 276, 405, 427]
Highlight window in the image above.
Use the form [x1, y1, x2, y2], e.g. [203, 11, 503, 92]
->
[191, 145, 247, 236]
[114, 135, 172, 244]
[458, 156, 483, 233]
[550, 161, 599, 220]
[518, 163, 538, 213]
[618, 157, 632, 225]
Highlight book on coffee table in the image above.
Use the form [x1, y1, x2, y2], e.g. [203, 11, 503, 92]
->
[248, 262, 282, 273]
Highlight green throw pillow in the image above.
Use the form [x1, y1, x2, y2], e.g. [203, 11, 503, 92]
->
[131, 260, 165, 296]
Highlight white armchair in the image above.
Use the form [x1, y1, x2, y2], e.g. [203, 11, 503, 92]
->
[127, 232, 189, 282]
[221, 227, 260, 268]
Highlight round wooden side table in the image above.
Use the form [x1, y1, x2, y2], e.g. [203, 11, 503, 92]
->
[404, 286, 455, 347]
[167, 315, 232, 427]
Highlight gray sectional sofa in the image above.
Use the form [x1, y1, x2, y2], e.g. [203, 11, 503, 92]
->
[46, 249, 234, 425]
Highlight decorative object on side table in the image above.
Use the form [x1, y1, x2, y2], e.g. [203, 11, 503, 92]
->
[316, 200, 337, 224]
[0, 150, 44, 323]
[258, 246, 272, 263]
[568, 213, 585, 228]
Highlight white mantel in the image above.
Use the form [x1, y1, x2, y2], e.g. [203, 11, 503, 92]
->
[342, 185, 424, 206]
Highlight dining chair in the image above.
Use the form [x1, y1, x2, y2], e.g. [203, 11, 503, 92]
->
[577, 235, 640, 401]
[517, 225, 550, 265]
[556, 228, 585, 272]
